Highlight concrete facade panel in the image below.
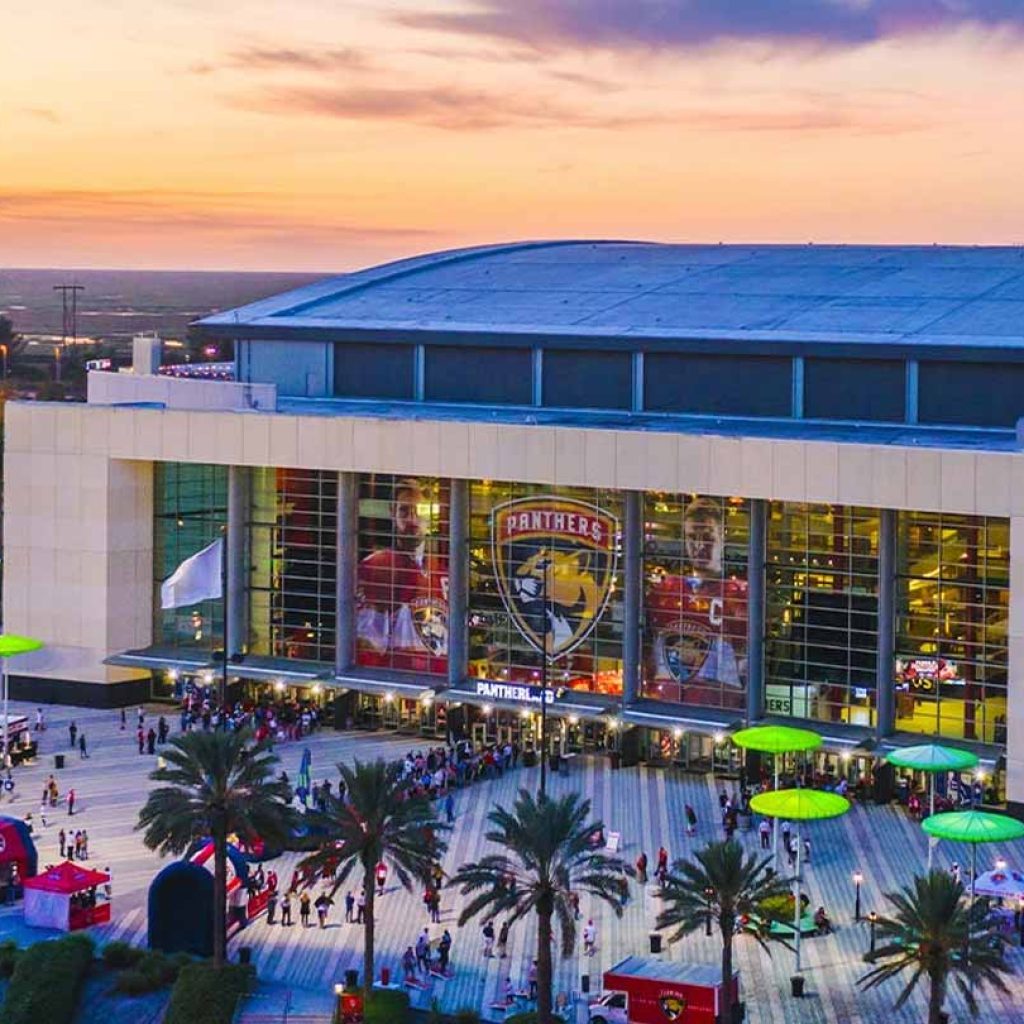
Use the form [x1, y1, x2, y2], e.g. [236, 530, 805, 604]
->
[803, 442, 839, 503]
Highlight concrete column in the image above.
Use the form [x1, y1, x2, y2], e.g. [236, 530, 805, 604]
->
[875, 509, 897, 739]
[226, 466, 249, 658]
[622, 490, 642, 705]
[1006, 517, 1024, 811]
[335, 472, 358, 674]
[746, 499, 767, 724]
[448, 479, 469, 688]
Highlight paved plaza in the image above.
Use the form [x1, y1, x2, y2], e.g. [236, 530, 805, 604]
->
[0, 701, 1021, 1023]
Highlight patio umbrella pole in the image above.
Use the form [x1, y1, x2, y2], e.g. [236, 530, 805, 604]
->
[794, 820, 803, 974]
[928, 775, 935, 871]
[970, 842, 977, 998]
[774, 756, 780, 871]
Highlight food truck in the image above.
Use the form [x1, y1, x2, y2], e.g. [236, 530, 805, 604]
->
[592, 957, 739, 1024]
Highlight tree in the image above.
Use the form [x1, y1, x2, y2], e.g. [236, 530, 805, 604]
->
[136, 728, 293, 967]
[299, 759, 448, 998]
[656, 840, 791, 1024]
[451, 790, 629, 1024]
[860, 870, 1011, 1024]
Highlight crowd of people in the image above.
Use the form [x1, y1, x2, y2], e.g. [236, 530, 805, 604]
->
[175, 687, 325, 743]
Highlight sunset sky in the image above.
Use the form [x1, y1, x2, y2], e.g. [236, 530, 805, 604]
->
[3, 1, 1024, 270]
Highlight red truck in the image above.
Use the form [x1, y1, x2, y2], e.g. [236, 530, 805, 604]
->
[593, 956, 739, 1024]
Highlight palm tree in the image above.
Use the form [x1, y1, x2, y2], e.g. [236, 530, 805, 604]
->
[299, 759, 448, 998]
[860, 870, 1011, 1024]
[136, 728, 292, 967]
[451, 790, 629, 1024]
[656, 840, 790, 1024]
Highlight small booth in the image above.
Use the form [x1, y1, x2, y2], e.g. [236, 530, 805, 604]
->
[23, 861, 110, 931]
[0, 815, 38, 901]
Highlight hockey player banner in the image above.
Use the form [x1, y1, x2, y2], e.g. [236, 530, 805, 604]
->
[491, 497, 618, 660]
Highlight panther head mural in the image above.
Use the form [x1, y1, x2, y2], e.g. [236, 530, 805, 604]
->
[492, 497, 618, 659]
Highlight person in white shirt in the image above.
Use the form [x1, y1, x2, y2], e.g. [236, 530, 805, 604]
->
[582, 919, 597, 956]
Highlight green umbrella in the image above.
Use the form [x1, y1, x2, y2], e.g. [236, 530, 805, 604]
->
[751, 789, 850, 973]
[922, 810, 1024, 845]
[0, 634, 43, 766]
[750, 789, 851, 821]
[735, 726, 823, 871]
[887, 744, 981, 869]
[733, 725, 823, 755]
[922, 811, 1024, 996]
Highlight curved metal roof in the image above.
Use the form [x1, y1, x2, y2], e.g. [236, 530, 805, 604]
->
[198, 239, 1024, 349]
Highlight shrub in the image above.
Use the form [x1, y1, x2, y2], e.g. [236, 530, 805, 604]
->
[452, 1011, 482, 1024]
[102, 941, 145, 970]
[505, 1015, 564, 1024]
[0, 934, 94, 1024]
[164, 963, 254, 1024]
[0, 940, 20, 979]
[113, 949, 187, 995]
[365, 989, 410, 1024]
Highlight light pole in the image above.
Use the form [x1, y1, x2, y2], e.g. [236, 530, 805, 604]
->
[852, 871, 863, 923]
[868, 911, 878, 955]
[538, 559, 550, 799]
[704, 887, 715, 937]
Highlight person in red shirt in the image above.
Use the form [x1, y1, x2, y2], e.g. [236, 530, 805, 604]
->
[375, 861, 388, 896]
[357, 478, 449, 674]
[646, 497, 747, 709]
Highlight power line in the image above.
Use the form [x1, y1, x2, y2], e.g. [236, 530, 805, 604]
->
[52, 283, 85, 346]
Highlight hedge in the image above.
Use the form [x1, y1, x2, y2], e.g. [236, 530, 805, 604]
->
[0, 941, 20, 979]
[102, 941, 145, 971]
[0, 934, 94, 1024]
[365, 989, 410, 1024]
[113, 950, 192, 995]
[164, 963, 254, 1024]
[505, 1014, 565, 1024]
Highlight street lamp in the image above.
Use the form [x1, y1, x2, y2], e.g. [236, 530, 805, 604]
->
[333, 983, 343, 1024]
[704, 886, 715, 937]
[852, 871, 863, 923]
[868, 911, 878, 955]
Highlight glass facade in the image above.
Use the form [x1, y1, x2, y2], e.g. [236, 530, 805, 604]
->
[895, 512, 1009, 744]
[249, 468, 337, 663]
[641, 493, 750, 709]
[468, 481, 623, 694]
[356, 475, 449, 674]
[765, 504, 879, 727]
[153, 463, 227, 649]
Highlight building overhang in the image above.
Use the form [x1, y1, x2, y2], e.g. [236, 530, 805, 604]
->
[105, 646, 217, 674]
[623, 700, 744, 735]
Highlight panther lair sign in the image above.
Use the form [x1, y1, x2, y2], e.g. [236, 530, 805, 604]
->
[491, 497, 618, 659]
[474, 681, 556, 705]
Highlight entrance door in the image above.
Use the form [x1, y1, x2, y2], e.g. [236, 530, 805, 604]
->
[471, 722, 487, 748]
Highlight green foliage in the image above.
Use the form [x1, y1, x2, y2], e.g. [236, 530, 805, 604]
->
[0, 940, 20, 979]
[102, 941, 145, 970]
[0, 934, 94, 1024]
[451, 1010, 482, 1024]
[860, 870, 1011, 1023]
[364, 988, 410, 1024]
[164, 963, 254, 1024]
[505, 1014, 564, 1024]
[112, 949, 189, 994]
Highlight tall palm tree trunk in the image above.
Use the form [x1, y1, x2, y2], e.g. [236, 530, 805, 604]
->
[536, 899, 554, 1023]
[362, 870, 376, 999]
[212, 829, 228, 968]
[720, 919, 735, 1023]
[928, 971, 945, 1024]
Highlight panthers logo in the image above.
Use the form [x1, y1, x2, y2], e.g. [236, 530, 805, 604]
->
[492, 498, 618, 659]
[659, 994, 687, 1020]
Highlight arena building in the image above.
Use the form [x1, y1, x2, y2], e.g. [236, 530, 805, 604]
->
[6, 240, 1024, 805]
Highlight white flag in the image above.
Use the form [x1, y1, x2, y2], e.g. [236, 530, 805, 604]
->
[160, 538, 223, 609]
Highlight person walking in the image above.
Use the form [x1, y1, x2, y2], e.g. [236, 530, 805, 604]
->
[482, 919, 495, 958]
[67, 788, 76, 816]
[315, 892, 333, 928]
[58, 828, 66, 858]
[280, 892, 293, 926]
[803, 837, 811, 863]
[437, 929, 452, 974]
[528, 960, 538, 1001]
[137, 727, 145, 755]
[685, 804, 697, 836]
[120, 707, 126, 731]
[81, 829, 89, 859]
[344, 891, 355, 922]
[583, 918, 597, 956]
[158, 716, 169, 744]
[781, 821, 792, 853]
[415, 928, 430, 973]
[146, 728, 157, 755]
[402, 946, 417, 984]
[78, 733, 88, 759]
[444, 790, 455, 824]
[266, 889, 278, 924]
[375, 860, 387, 896]
[497, 919, 510, 958]
[356, 889, 366, 924]
[34, 708, 44, 732]
[636, 851, 648, 885]
[758, 818, 771, 850]
[69, 721, 78, 748]
[656, 845, 669, 885]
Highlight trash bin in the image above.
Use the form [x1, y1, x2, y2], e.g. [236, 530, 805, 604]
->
[344, 968, 359, 990]
[54, 754, 65, 770]
[649, 932, 662, 954]
[790, 975, 805, 998]
[581, 974, 591, 995]
[238, 947, 252, 966]
[380, 966, 391, 986]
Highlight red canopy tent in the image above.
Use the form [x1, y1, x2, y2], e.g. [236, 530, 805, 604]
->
[23, 861, 110, 932]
